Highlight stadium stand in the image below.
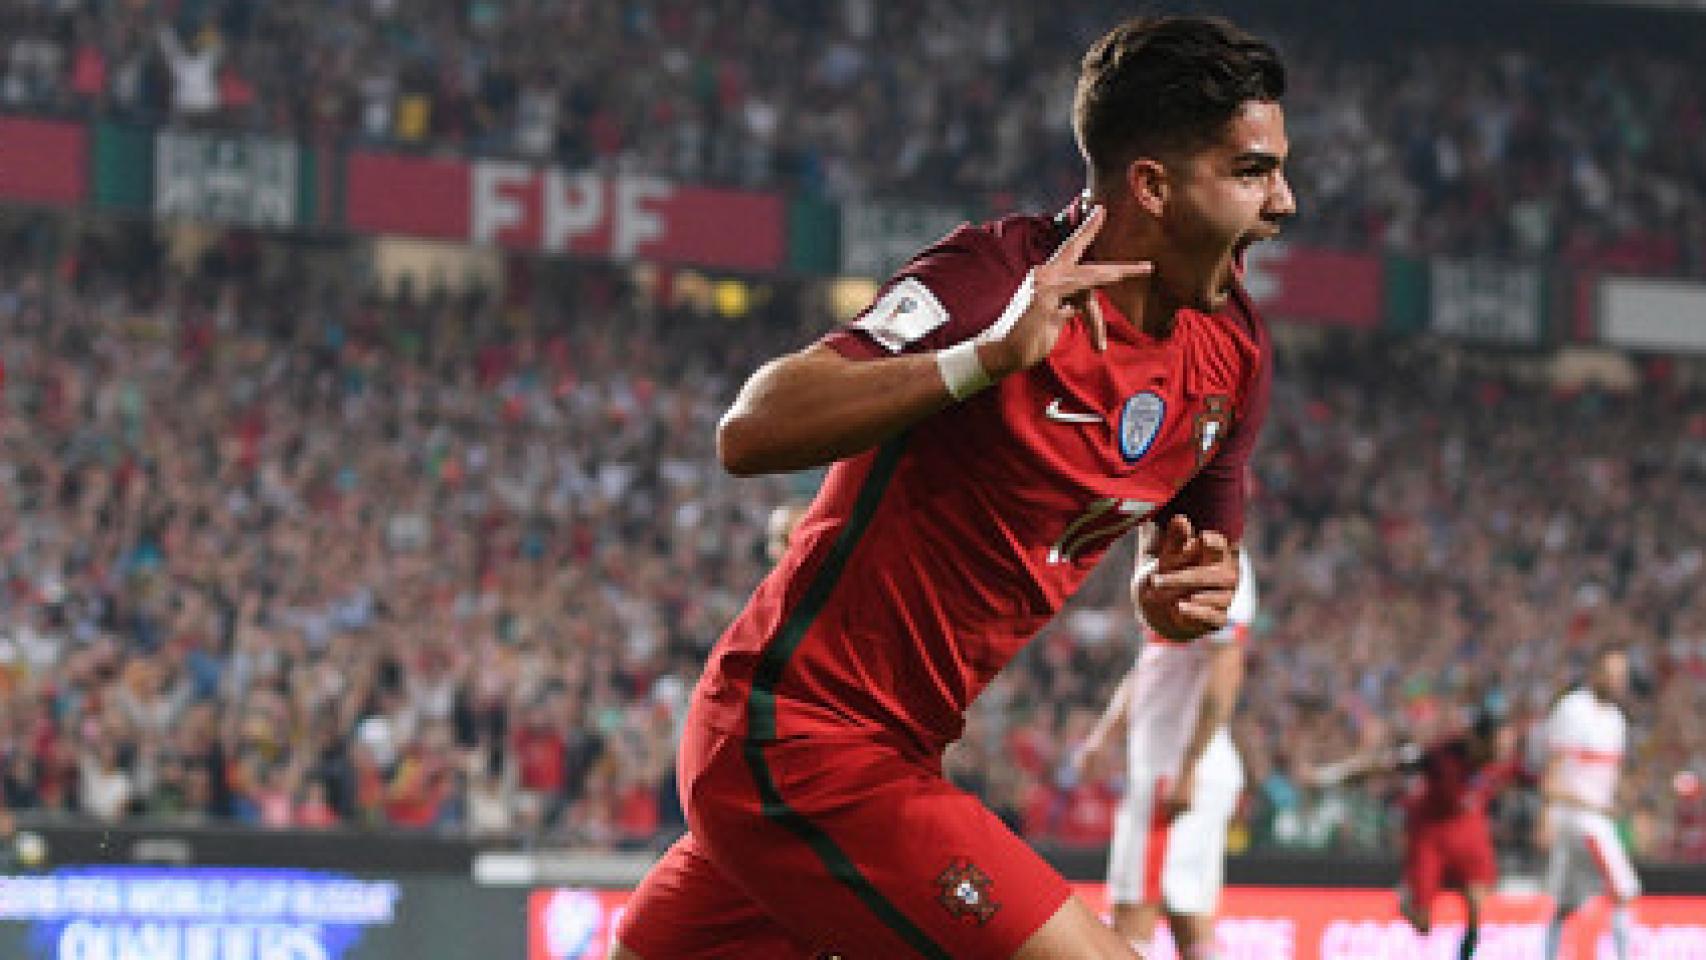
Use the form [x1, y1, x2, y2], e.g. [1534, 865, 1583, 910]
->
[0, 0, 1701, 870]
[0, 0, 1701, 273]
[0, 219, 1700, 862]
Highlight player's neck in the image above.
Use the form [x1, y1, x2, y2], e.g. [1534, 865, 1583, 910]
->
[1085, 241, 1175, 338]
[1084, 198, 1179, 339]
[1106, 280, 1177, 340]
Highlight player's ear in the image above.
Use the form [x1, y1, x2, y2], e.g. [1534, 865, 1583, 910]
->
[1126, 157, 1168, 219]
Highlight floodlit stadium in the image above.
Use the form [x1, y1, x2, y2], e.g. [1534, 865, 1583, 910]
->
[0, 0, 1702, 957]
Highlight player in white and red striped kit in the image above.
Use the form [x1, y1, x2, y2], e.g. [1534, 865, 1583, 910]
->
[1076, 550, 1256, 959]
[1541, 643, 1640, 960]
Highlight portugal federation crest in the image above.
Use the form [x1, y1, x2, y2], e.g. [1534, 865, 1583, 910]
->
[1118, 391, 1167, 463]
[1193, 394, 1233, 465]
[935, 858, 1000, 926]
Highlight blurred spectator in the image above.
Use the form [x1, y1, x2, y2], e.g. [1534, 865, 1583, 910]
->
[0, 1, 1700, 860]
[156, 24, 221, 122]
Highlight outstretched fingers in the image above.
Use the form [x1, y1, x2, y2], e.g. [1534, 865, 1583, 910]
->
[1080, 294, 1107, 352]
[1050, 203, 1108, 265]
[1068, 261, 1155, 288]
[1047, 205, 1153, 290]
[1040, 204, 1153, 354]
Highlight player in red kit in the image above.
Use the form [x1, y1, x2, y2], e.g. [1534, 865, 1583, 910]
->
[614, 15, 1293, 960]
[1308, 713, 1528, 960]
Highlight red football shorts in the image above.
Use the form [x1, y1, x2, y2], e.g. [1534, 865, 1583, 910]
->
[616, 716, 1071, 958]
[1402, 819, 1499, 908]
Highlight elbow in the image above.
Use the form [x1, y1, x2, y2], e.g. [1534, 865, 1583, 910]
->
[716, 409, 770, 477]
[717, 358, 792, 477]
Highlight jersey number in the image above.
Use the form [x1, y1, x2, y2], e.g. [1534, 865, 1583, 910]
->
[1048, 497, 1153, 564]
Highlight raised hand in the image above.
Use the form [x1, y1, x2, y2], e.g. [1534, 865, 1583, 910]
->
[978, 205, 1153, 378]
[1136, 515, 1241, 641]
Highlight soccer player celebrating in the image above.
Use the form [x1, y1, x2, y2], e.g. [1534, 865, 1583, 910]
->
[1541, 644, 1640, 960]
[614, 15, 1293, 959]
[1307, 710, 1527, 960]
[1074, 550, 1256, 959]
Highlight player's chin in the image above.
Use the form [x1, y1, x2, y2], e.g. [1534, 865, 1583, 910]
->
[1197, 278, 1234, 311]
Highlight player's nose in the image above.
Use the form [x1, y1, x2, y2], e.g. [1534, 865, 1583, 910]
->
[1266, 170, 1297, 220]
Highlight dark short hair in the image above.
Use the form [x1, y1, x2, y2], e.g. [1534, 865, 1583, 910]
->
[1073, 16, 1286, 179]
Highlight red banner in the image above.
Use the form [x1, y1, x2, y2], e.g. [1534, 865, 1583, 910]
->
[526, 885, 1706, 960]
[1243, 242, 1382, 328]
[345, 151, 469, 240]
[345, 152, 784, 271]
[1076, 885, 1706, 960]
[0, 116, 86, 205]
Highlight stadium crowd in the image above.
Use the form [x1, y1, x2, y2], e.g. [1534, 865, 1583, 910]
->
[988, 335, 1706, 864]
[0, 219, 1701, 866]
[1, 0, 1703, 274]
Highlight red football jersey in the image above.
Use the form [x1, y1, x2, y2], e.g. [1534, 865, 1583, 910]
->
[1405, 737, 1528, 826]
[693, 204, 1272, 757]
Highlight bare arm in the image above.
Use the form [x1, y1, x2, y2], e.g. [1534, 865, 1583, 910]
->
[1081, 668, 1137, 759]
[1540, 754, 1565, 804]
[1304, 747, 1398, 787]
[1302, 733, 1428, 787]
[1534, 754, 1565, 850]
[717, 205, 1150, 477]
[716, 344, 957, 476]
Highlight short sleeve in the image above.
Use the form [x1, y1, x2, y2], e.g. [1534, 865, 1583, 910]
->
[821, 224, 1029, 360]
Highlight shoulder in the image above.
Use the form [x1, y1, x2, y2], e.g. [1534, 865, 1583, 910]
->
[840, 211, 1065, 355]
[905, 213, 1062, 290]
[1600, 698, 1628, 726]
[1549, 688, 1590, 723]
[1191, 281, 1272, 420]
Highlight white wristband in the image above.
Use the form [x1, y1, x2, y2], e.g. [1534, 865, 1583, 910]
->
[1132, 554, 1160, 628]
[936, 340, 993, 401]
[1131, 554, 1159, 591]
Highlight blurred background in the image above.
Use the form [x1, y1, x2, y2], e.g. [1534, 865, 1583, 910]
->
[0, 0, 1703, 955]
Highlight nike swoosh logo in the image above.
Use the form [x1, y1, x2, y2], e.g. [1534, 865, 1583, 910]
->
[1045, 399, 1103, 424]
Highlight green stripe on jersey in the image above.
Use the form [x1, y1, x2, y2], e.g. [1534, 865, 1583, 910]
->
[742, 437, 952, 959]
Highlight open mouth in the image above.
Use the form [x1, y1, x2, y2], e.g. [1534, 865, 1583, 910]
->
[1234, 227, 1281, 259]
